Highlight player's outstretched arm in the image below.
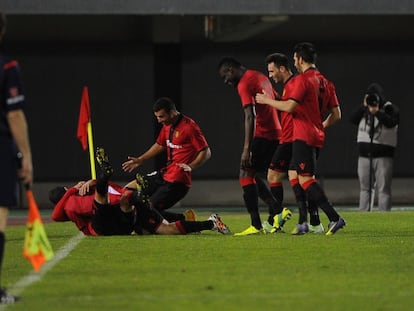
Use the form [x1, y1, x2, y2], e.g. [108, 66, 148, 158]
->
[122, 143, 165, 173]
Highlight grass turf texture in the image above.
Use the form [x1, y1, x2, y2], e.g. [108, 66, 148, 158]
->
[2, 210, 414, 311]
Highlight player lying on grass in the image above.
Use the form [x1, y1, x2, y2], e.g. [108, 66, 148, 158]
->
[49, 147, 230, 236]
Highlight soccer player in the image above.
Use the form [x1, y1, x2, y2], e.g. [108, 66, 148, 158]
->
[255, 43, 345, 235]
[258, 52, 341, 234]
[50, 147, 230, 236]
[218, 57, 292, 236]
[122, 97, 211, 223]
[258, 52, 313, 234]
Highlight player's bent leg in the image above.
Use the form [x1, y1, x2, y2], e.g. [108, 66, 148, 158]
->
[155, 220, 213, 235]
[155, 223, 181, 235]
[95, 146, 113, 200]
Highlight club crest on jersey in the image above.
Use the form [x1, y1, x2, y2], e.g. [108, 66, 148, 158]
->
[175, 131, 180, 138]
[299, 162, 306, 171]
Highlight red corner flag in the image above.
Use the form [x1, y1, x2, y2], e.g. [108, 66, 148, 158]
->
[23, 188, 54, 271]
[76, 86, 96, 179]
[77, 86, 91, 150]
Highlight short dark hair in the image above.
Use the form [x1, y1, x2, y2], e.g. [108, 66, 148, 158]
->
[265, 53, 290, 69]
[217, 57, 242, 71]
[153, 97, 177, 113]
[293, 42, 317, 64]
[48, 186, 66, 205]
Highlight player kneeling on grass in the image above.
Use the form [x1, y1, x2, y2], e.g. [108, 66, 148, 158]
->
[49, 147, 230, 236]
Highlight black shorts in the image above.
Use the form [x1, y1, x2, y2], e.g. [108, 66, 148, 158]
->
[91, 201, 135, 236]
[269, 142, 293, 172]
[291, 140, 319, 176]
[133, 203, 164, 234]
[251, 137, 279, 173]
[142, 171, 189, 211]
[0, 139, 20, 206]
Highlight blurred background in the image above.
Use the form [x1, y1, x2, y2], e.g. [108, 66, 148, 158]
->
[2, 0, 413, 206]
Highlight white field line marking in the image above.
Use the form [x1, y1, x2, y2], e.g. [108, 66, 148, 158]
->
[1, 232, 85, 309]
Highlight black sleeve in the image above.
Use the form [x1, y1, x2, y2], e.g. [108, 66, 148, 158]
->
[349, 105, 366, 125]
[3, 59, 26, 111]
[375, 102, 399, 128]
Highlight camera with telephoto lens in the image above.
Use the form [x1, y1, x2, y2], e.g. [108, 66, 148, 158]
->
[366, 93, 380, 107]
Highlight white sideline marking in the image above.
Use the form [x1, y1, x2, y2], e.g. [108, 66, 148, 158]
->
[1, 233, 85, 309]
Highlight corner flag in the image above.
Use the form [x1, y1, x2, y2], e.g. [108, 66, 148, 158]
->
[77, 86, 96, 179]
[23, 188, 54, 272]
[77, 86, 91, 151]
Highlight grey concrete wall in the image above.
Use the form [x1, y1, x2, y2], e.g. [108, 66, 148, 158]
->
[3, 0, 414, 15]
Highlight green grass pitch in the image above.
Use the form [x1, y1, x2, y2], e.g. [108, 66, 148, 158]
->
[2, 210, 414, 311]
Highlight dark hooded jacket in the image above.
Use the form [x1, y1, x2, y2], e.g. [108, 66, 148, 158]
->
[349, 83, 399, 158]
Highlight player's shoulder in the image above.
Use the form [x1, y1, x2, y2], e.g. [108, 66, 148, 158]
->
[317, 71, 337, 93]
[289, 73, 305, 86]
[181, 114, 197, 125]
[315, 69, 335, 85]
[181, 114, 204, 131]
[0, 53, 20, 71]
[242, 69, 266, 81]
[0, 53, 9, 69]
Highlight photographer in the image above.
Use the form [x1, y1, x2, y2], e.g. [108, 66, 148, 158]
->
[350, 83, 399, 211]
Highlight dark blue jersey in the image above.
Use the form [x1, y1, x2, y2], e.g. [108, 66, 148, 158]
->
[0, 54, 26, 137]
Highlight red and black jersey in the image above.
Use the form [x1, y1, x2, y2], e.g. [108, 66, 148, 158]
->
[156, 114, 208, 187]
[0, 54, 26, 137]
[51, 183, 124, 236]
[237, 69, 281, 141]
[287, 69, 325, 148]
[279, 75, 296, 143]
[314, 70, 339, 117]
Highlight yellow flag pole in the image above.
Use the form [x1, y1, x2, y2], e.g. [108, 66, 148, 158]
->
[87, 121, 96, 179]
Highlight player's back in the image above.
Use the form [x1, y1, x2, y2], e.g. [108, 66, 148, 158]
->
[314, 70, 339, 117]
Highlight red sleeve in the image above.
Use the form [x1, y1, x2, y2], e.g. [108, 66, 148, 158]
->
[237, 78, 254, 107]
[190, 122, 209, 152]
[51, 187, 78, 221]
[327, 82, 339, 109]
[287, 75, 306, 103]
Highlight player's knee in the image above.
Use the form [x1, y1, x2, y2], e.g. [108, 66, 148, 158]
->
[267, 169, 284, 183]
[156, 223, 179, 235]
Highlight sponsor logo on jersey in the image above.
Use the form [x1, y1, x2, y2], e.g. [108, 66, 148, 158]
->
[7, 87, 25, 105]
[166, 140, 183, 149]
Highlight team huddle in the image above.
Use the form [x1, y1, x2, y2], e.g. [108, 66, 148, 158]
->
[50, 42, 346, 237]
[217, 42, 345, 236]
